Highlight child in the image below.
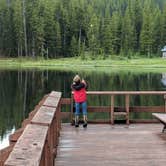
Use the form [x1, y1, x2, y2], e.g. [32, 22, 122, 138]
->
[71, 75, 88, 128]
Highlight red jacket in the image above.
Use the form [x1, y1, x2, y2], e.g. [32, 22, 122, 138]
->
[73, 88, 87, 103]
[72, 82, 87, 103]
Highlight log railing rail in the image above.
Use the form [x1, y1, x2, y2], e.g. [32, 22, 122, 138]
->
[4, 91, 61, 166]
[71, 91, 166, 124]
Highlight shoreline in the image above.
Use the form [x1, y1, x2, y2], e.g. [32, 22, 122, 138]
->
[0, 57, 166, 73]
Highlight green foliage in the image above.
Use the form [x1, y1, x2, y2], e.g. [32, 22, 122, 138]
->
[0, 0, 165, 58]
[140, 0, 154, 57]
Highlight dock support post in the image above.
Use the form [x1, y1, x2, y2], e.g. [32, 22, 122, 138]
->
[71, 94, 74, 125]
[125, 94, 130, 125]
[111, 95, 114, 125]
[164, 95, 166, 113]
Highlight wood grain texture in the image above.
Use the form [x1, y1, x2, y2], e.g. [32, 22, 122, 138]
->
[55, 124, 166, 166]
[5, 124, 48, 166]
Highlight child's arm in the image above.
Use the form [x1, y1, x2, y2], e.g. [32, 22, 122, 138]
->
[82, 79, 88, 89]
[72, 82, 85, 90]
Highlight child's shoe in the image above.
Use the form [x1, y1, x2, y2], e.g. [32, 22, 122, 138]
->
[83, 122, 87, 128]
[83, 115, 88, 128]
[75, 122, 79, 127]
[75, 116, 79, 127]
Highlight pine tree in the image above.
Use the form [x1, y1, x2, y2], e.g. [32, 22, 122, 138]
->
[131, 0, 143, 51]
[121, 2, 135, 55]
[152, 7, 162, 55]
[70, 36, 78, 56]
[43, 0, 57, 58]
[100, 16, 112, 55]
[110, 11, 122, 55]
[55, 21, 62, 57]
[28, 0, 45, 57]
[87, 12, 100, 59]
[161, 3, 166, 46]
[0, 0, 165, 58]
[13, 0, 24, 57]
[140, 0, 154, 57]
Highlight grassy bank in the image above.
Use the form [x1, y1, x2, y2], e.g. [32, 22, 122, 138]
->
[0, 57, 166, 73]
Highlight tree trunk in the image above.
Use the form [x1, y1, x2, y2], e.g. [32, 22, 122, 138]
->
[78, 28, 82, 56]
[32, 36, 35, 57]
[23, 71, 28, 119]
[22, 0, 28, 57]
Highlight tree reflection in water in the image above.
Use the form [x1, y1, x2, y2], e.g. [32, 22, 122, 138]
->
[0, 69, 164, 149]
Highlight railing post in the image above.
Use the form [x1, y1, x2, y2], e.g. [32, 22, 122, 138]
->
[164, 95, 166, 113]
[71, 93, 74, 125]
[125, 94, 130, 125]
[111, 95, 114, 125]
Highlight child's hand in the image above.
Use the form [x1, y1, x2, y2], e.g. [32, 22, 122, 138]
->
[82, 79, 86, 84]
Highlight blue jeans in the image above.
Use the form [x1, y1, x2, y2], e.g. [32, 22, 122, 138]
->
[75, 101, 87, 116]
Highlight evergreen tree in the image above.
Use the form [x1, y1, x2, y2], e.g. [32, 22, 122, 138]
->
[121, 2, 135, 55]
[28, 0, 45, 57]
[100, 16, 112, 55]
[70, 36, 78, 56]
[0, 0, 165, 58]
[131, 0, 143, 51]
[54, 21, 62, 57]
[88, 13, 100, 59]
[152, 7, 162, 55]
[140, 0, 154, 57]
[161, 3, 166, 46]
[13, 0, 24, 57]
[110, 11, 122, 55]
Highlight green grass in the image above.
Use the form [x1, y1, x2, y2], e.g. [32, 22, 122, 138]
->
[0, 56, 166, 73]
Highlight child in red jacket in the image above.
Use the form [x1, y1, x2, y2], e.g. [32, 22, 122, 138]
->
[71, 75, 88, 128]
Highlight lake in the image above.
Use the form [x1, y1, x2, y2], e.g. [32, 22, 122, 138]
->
[0, 68, 166, 149]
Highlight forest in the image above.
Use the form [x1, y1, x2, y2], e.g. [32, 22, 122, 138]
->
[0, 0, 166, 59]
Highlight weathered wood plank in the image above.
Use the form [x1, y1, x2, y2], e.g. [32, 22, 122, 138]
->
[9, 128, 24, 144]
[43, 96, 60, 108]
[5, 124, 48, 166]
[60, 98, 71, 105]
[87, 106, 111, 112]
[63, 106, 164, 114]
[87, 106, 164, 112]
[152, 113, 166, 132]
[31, 106, 56, 126]
[152, 113, 166, 123]
[49, 91, 62, 98]
[0, 145, 14, 166]
[85, 91, 166, 95]
[55, 124, 166, 166]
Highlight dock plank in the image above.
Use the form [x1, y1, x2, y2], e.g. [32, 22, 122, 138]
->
[55, 124, 166, 166]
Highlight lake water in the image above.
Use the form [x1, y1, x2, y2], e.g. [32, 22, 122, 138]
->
[0, 68, 166, 149]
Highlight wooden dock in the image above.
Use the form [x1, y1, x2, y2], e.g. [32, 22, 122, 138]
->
[55, 124, 166, 166]
[2, 91, 166, 166]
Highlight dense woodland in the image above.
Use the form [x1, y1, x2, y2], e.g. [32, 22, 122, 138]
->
[0, 0, 166, 58]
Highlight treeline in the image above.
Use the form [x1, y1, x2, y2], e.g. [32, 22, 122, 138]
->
[0, 0, 166, 58]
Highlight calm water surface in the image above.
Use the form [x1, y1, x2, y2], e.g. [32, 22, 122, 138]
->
[0, 69, 166, 149]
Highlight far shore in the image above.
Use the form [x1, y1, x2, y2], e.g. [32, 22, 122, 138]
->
[0, 57, 166, 73]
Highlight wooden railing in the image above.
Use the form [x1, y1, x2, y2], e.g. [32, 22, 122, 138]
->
[1, 91, 166, 165]
[70, 91, 166, 124]
[4, 91, 61, 166]
[0, 95, 48, 166]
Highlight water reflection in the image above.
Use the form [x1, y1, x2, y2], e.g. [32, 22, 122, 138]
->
[0, 128, 15, 149]
[0, 69, 165, 149]
[161, 73, 166, 86]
